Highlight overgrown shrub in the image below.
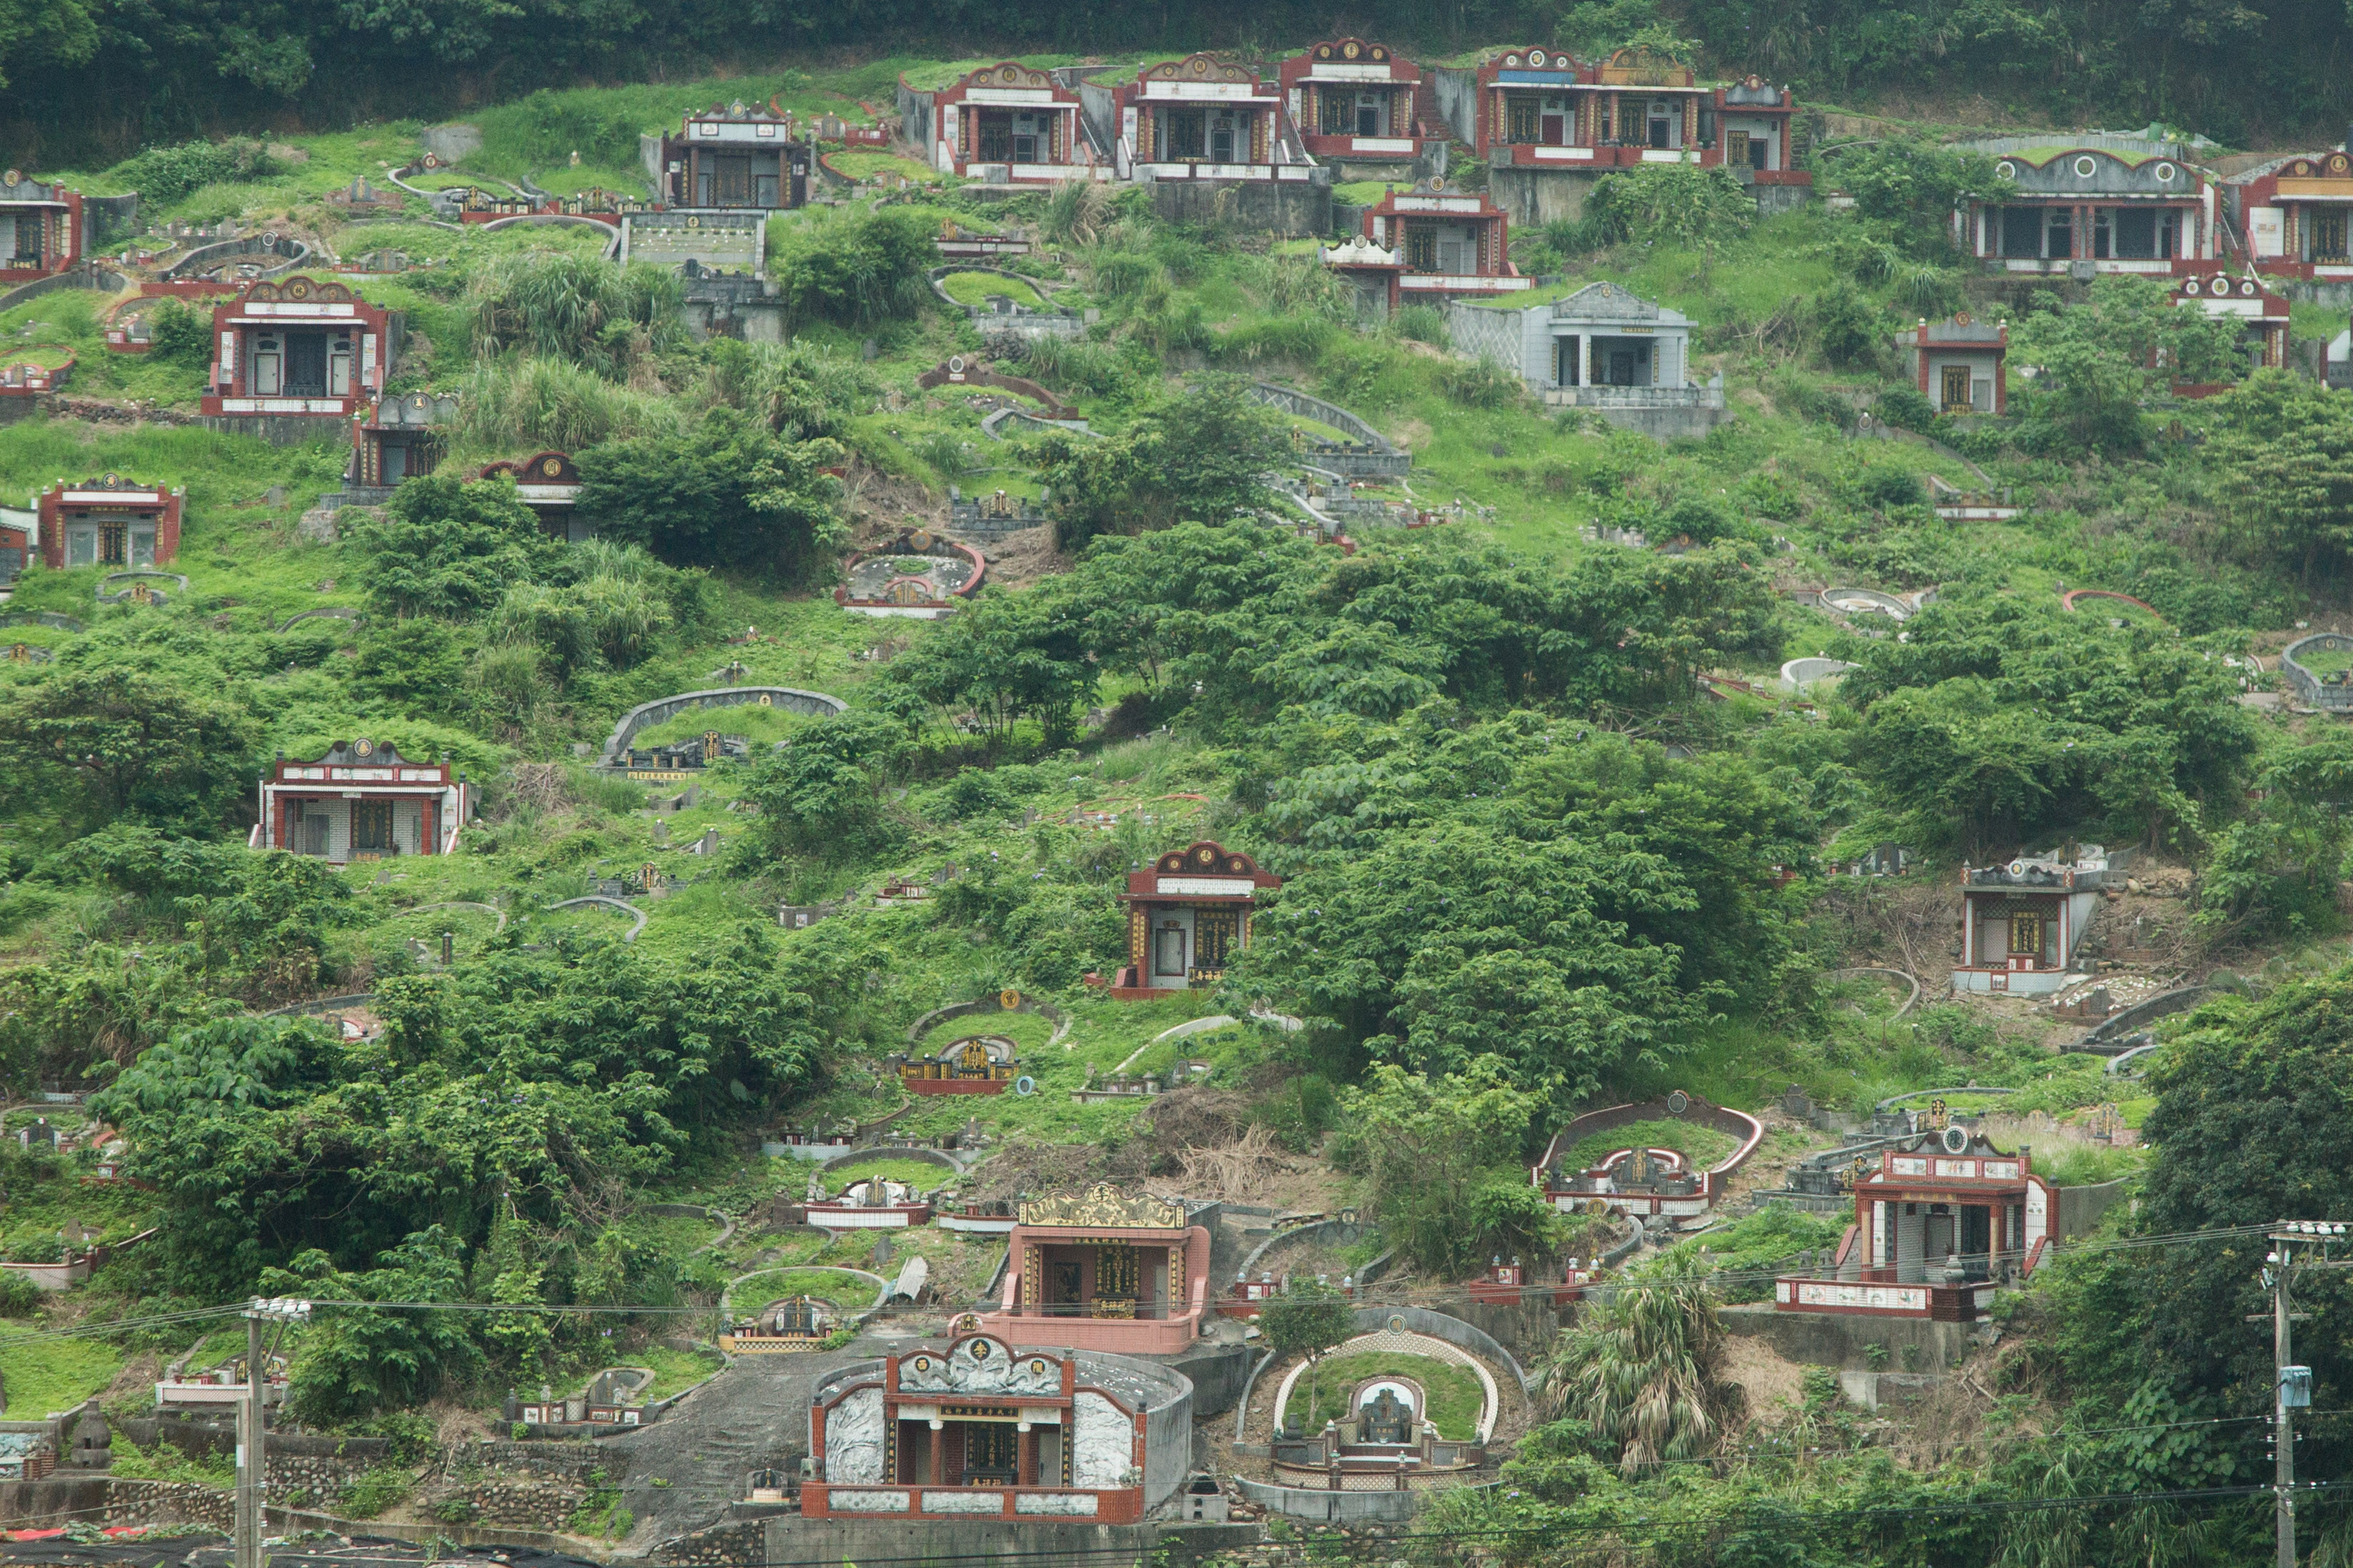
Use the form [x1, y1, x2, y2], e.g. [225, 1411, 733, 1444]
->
[1875, 385, 1937, 432]
[767, 206, 936, 328]
[107, 138, 278, 206]
[466, 255, 685, 378]
[1435, 355, 1525, 410]
[1389, 304, 1450, 348]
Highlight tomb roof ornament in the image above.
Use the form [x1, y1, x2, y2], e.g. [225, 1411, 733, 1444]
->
[1597, 45, 1693, 86]
[898, 1334, 1064, 1394]
[1144, 54, 1259, 85]
[1017, 1183, 1186, 1229]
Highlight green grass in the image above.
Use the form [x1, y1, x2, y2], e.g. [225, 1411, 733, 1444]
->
[633, 1345, 725, 1400]
[0, 1327, 121, 1417]
[1560, 1118, 1740, 1173]
[938, 271, 1045, 310]
[2294, 645, 2353, 675]
[818, 1155, 954, 1194]
[2035, 1143, 2144, 1188]
[109, 1437, 235, 1487]
[1291, 1350, 1486, 1441]
[826, 151, 947, 185]
[732, 1265, 882, 1314]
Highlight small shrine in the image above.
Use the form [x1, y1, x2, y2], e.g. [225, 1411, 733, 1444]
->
[618, 729, 749, 781]
[948, 486, 1052, 539]
[658, 100, 812, 212]
[1112, 841, 1281, 998]
[977, 1183, 1211, 1354]
[892, 1034, 1021, 1095]
[254, 739, 470, 862]
[508, 1367, 654, 1427]
[1773, 1128, 2057, 1320]
[202, 277, 400, 423]
[34, 476, 186, 572]
[720, 1294, 835, 1353]
[805, 1330, 1187, 1522]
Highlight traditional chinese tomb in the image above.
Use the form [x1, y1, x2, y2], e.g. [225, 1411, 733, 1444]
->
[805, 1329, 1190, 1521]
[1773, 1128, 2055, 1320]
[35, 476, 185, 571]
[720, 1294, 834, 1353]
[1113, 840, 1279, 998]
[979, 1185, 1211, 1355]
[253, 739, 469, 862]
[895, 1035, 1021, 1095]
[658, 101, 811, 211]
[479, 450, 585, 540]
[0, 173, 86, 283]
[203, 278, 400, 420]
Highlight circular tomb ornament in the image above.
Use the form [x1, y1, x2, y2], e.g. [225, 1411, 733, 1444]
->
[1528, 50, 1545, 66]
[2073, 155, 2097, 178]
[1000, 987, 1022, 1008]
[1388, 1314, 1406, 1332]
[2155, 162, 2177, 182]
[1014, 1076, 1036, 1096]
[1942, 1124, 1970, 1155]
[2183, 278, 2202, 294]
[1666, 1090, 1691, 1115]
[354, 738, 375, 757]
[1996, 161, 2015, 180]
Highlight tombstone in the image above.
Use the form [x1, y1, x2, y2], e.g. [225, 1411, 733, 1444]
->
[1359, 1388, 1413, 1445]
[64, 1403, 111, 1470]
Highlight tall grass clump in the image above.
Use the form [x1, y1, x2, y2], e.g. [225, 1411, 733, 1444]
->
[1389, 303, 1451, 348]
[454, 358, 682, 453]
[468, 253, 685, 375]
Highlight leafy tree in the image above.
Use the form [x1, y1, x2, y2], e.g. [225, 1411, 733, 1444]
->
[767, 206, 937, 328]
[1830, 141, 2011, 251]
[1033, 377, 1290, 552]
[1843, 595, 2254, 856]
[353, 472, 560, 621]
[1810, 280, 1887, 369]
[1328, 1060, 1558, 1278]
[263, 1228, 483, 1420]
[574, 409, 845, 580]
[1537, 1250, 1743, 1474]
[739, 709, 908, 860]
[882, 579, 1097, 745]
[2195, 729, 2353, 939]
[2031, 971, 2353, 1494]
[2210, 369, 2353, 585]
[1259, 1281, 1355, 1427]
[0, 665, 261, 836]
[2008, 278, 2244, 452]
[1586, 162, 1752, 249]
[145, 300, 213, 366]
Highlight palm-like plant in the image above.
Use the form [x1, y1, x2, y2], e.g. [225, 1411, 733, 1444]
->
[1538, 1250, 1743, 1475]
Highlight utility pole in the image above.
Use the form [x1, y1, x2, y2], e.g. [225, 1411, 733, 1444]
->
[238, 1298, 311, 1568]
[236, 1310, 260, 1568]
[2265, 1223, 2343, 1568]
[2275, 1239, 2296, 1568]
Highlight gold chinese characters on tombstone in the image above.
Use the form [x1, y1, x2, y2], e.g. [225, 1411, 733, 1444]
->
[1017, 1183, 1186, 1230]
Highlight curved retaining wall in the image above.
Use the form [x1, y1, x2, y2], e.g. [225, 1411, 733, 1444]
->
[2283, 634, 2353, 711]
[907, 992, 1071, 1048]
[1347, 1305, 1532, 1395]
[1236, 1216, 1368, 1284]
[161, 233, 312, 280]
[598, 685, 845, 767]
[1535, 1095, 1767, 1206]
[2073, 986, 2211, 1054]
[1820, 587, 1912, 619]
[1780, 657, 1858, 692]
[1249, 383, 1391, 451]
